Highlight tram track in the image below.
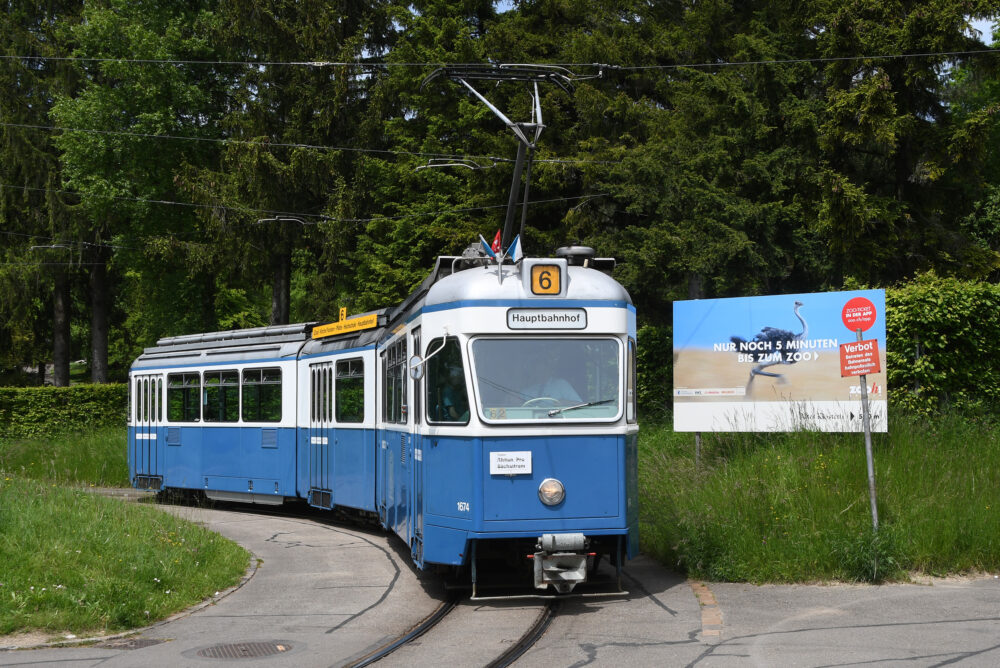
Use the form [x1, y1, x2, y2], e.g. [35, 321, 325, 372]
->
[241, 496, 565, 667]
[341, 598, 558, 668]
[486, 600, 559, 668]
[344, 598, 459, 667]
[143, 496, 566, 667]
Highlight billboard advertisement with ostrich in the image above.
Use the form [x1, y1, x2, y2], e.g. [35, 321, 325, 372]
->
[673, 290, 886, 432]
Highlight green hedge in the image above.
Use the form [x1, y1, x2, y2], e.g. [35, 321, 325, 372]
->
[0, 384, 128, 439]
[886, 273, 1000, 413]
[637, 324, 672, 418]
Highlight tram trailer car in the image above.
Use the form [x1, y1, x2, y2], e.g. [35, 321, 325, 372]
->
[129, 247, 638, 594]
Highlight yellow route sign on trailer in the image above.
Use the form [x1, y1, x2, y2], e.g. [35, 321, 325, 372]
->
[312, 313, 379, 339]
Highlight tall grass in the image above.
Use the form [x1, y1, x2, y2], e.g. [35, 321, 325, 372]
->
[0, 426, 128, 487]
[639, 412, 1000, 582]
[0, 477, 249, 635]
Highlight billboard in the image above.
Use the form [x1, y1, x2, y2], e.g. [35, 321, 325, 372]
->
[673, 290, 886, 432]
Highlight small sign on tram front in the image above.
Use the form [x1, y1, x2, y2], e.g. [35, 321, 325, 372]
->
[489, 451, 532, 475]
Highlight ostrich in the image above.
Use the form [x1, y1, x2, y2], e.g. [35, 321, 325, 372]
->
[730, 300, 808, 391]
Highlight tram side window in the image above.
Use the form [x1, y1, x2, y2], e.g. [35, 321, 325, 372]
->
[242, 368, 282, 422]
[167, 373, 201, 422]
[336, 358, 365, 423]
[426, 338, 469, 424]
[325, 366, 333, 422]
[382, 338, 407, 424]
[627, 338, 637, 424]
[204, 370, 239, 422]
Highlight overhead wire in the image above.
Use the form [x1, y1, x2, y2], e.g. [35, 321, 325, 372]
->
[6, 46, 996, 166]
[1, 48, 998, 70]
[0, 183, 608, 226]
[0, 122, 618, 166]
[598, 48, 1000, 71]
[0, 229, 137, 251]
[0, 261, 110, 266]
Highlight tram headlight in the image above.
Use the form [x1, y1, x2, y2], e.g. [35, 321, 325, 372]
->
[538, 478, 565, 506]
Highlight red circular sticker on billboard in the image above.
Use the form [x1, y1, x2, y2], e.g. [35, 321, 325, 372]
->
[842, 297, 877, 332]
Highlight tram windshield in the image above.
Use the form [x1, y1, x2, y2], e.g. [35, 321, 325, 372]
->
[471, 338, 621, 421]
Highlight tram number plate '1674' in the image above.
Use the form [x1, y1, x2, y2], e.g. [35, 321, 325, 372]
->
[530, 264, 561, 295]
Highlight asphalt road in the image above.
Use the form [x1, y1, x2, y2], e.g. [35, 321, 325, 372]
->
[1, 500, 997, 667]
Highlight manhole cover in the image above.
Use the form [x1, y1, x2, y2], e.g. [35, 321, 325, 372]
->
[96, 637, 167, 650]
[197, 641, 292, 659]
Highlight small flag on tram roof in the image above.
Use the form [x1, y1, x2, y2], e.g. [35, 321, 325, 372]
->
[507, 234, 523, 263]
[479, 234, 497, 259]
[490, 229, 502, 253]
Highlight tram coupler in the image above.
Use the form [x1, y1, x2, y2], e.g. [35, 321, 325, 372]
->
[533, 533, 589, 594]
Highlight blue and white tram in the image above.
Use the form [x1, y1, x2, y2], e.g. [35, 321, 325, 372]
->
[128, 246, 638, 594]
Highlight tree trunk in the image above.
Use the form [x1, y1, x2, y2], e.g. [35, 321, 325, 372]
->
[270, 250, 291, 325]
[201, 271, 217, 332]
[52, 268, 71, 387]
[89, 254, 110, 383]
[687, 272, 704, 300]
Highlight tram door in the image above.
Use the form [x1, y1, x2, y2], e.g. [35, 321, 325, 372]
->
[131, 374, 163, 483]
[411, 327, 424, 564]
[308, 362, 334, 508]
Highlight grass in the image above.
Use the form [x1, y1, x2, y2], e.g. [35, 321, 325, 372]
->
[639, 411, 1000, 582]
[1, 411, 995, 639]
[0, 428, 249, 638]
[0, 477, 249, 636]
[0, 426, 129, 487]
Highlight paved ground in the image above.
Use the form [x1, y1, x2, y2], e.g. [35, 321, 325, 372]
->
[1, 498, 998, 667]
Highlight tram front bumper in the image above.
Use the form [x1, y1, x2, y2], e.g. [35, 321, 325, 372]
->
[533, 533, 589, 593]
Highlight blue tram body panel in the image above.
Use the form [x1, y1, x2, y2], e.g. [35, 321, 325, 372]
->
[129, 249, 638, 593]
[335, 428, 377, 511]
[480, 435, 622, 523]
[165, 427, 199, 489]
[418, 433, 635, 567]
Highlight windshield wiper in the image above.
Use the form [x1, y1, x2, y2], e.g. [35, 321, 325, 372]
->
[547, 398, 615, 417]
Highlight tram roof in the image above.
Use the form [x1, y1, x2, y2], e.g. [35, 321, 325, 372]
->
[424, 261, 632, 307]
[132, 250, 630, 369]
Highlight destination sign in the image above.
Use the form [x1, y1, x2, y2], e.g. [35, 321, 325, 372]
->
[312, 313, 379, 339]
[507, 308, 587, 330]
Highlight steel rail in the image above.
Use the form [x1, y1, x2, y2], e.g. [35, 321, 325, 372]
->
[485, 601, 559, 668]
[343, 598, 459, 668]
